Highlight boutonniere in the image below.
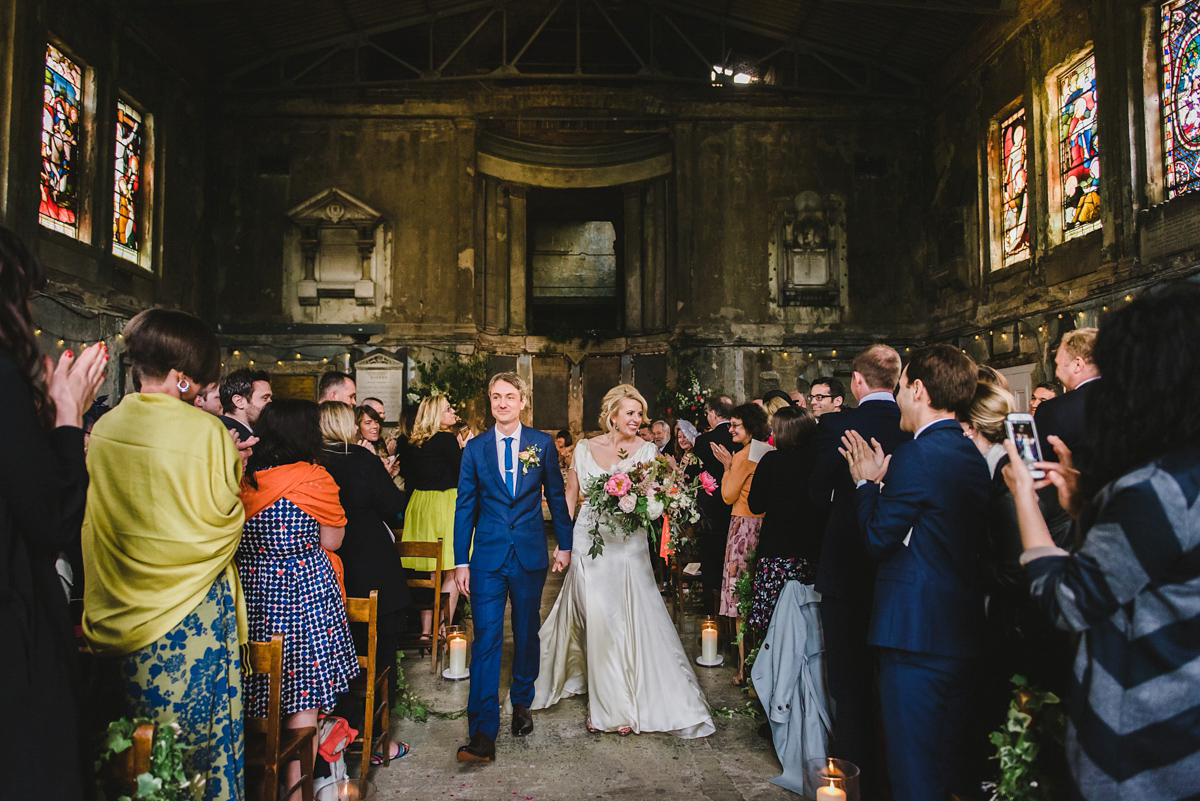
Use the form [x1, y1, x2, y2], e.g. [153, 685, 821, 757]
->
[518, 444, 542, 474]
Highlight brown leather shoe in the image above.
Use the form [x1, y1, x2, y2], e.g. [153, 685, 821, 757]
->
[456, 732, 495, 763]
[512, 704, 533, 737]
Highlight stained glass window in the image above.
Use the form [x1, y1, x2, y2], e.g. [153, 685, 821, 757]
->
[113, 100, 144, 260]
[40, 44, 83, 237]
[1000, 108, 1030, 264]
[1161, 0, 1200, 199]
[1058, 55, 1101, 238]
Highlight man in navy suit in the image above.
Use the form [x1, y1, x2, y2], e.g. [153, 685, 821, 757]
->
[842, 344, 990, 801]
[452, 372, 574, 763]
[1034, 327, 1098, 459]
[691, 396, 739, 614]
[809, 344, 910, 795]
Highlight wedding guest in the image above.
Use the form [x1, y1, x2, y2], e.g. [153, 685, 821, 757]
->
[361, 396, 386, 420]
[651, 419, 672, 454]
[790, 377, 810, 409]
[807, 377, 845, 418]
[675, 419, 699, 473]
[1029, 381, 1059, 414]
[192, 382, 223, 415]
[712, 402, 773, 683]
[396, 392, 463, 639]
[638, 422, 654, 442]
[319, 370, 357, 405]
[761, 389, 795, 422]
[1035, 327, 1099, 458]
[554, 429, 573, 474]
[83, 308, 244, 801]
[219, 367, 272, 443]
[320, 402, 412, 762]
[1003, 285, 1200, 800]
[1, 227, 106, 801]
[746, 406, 826, 630]
[239, 399, 360, 798]
[693, 396, 739, 614]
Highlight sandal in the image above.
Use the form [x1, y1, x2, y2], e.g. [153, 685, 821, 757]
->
[585, 718, 601, 734]
[418, 634, 432, 656]
[617, 727, 633, 737]
[371, 740, 410, 765]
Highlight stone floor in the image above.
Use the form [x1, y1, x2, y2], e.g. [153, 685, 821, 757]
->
[361, 550, 797, 801]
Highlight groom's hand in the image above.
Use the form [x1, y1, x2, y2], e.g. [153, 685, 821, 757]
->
[455, 566, 471, 597]
[551, 548, 571, 572]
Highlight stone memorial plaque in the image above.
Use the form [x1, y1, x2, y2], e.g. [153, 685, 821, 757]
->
[354, 352, 406, 422]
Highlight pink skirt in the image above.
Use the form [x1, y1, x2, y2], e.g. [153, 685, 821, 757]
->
[719, 515, 763, 617]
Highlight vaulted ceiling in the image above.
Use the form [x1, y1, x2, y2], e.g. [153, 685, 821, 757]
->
[136, 0, 1015, 96]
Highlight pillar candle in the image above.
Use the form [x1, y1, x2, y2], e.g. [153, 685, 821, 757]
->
[448, 636, 467, 676]
[815, 784, 846, 801]
[701, 626, 718, 663]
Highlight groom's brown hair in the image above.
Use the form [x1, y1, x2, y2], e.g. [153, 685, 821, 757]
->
[488, 371, 529, 401]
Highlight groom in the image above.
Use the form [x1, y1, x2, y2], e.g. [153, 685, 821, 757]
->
[453, 371, 574, 763]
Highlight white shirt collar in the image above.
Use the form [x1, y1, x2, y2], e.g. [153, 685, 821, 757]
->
[496, 423, 523, 474]
[859, 391, 895, 404]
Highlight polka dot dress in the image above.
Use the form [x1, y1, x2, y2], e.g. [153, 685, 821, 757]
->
[238, 498, 359, 717]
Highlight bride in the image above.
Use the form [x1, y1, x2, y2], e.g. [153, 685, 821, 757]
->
[532, 384, 714, 738]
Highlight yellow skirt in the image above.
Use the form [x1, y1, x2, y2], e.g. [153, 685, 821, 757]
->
[401, 488, 457, 572]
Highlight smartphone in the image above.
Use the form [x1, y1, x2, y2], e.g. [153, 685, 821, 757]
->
[1005, 413, 1045, 479]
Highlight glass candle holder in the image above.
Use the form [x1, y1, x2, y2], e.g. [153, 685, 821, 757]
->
[443, 625, 470, 680]
[805, 757, 860, 801]
[695, 615, 723, 666]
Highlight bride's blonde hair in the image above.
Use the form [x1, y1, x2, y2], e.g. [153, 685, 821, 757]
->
[598, 384, 649, 433]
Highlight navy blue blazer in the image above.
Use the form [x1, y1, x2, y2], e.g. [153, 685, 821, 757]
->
[854, 418, 990, 659]
[810, 401, 911, 601]
[453, 426, 573, 572]
[1033, 379, 1095, 461]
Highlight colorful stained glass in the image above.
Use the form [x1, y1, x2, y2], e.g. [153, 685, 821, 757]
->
[1001, 107, 1030, 264]
[1058, 55, 1101, 238]
[1161, 0, 1200, 199]
[40, 44, 83, 236]
[113, 100, 144, 259]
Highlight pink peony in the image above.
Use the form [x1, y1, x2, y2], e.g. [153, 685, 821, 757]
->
[605, 473, 632, 497]
[699, 471, 718, 495]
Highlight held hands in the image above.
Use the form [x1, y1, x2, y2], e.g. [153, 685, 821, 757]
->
[711, 443, 733, 471]
[1001, 435, 1082, 520]
[47, 342, 108, 429]
[839, 430, 890, 485]
[552, 547, 571, 573]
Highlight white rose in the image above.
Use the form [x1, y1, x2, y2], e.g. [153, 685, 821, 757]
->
[646, 497, 664, 520]
[618, 493, 638, 513]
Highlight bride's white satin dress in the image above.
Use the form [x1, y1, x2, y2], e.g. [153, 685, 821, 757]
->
[532, 439, 715, 738]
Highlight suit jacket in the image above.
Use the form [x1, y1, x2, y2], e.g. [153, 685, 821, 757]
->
[1033, 379, 1095, 461]
[453, 426, 572, 572]
[855, 419, 991, 659]
[219, 415, 253, 444]
[692, 422, 740, 524]
[810, 399, 910, 601]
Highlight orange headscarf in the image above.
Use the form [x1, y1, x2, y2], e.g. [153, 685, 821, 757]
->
[240, 462, 349, 601]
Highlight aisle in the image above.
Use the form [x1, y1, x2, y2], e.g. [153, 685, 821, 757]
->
[366, 540, 795, 800]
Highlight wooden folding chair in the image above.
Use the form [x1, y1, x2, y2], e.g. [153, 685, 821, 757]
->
[245, 633, 316, 801]
[344, 591, 391, 796]
[396, 537, 444, 674]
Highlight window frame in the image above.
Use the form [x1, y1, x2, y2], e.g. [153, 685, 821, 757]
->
[986, 98, 1032, 272]
[1043, 47, 1102, 246]
[39, 37, 97, 244]
[110, 91, 155, 271]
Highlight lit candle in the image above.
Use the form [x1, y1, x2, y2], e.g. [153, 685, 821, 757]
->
[701, 619, 718, 663]
[449, 634, 467, 676]
[816, 782, 846, 801]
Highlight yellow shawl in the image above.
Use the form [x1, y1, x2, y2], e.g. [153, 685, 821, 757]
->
[83, 392, 247, 656]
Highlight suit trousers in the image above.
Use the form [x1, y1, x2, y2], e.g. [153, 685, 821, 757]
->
[467, 546, 547, 741]
[820, 595, 883, 799]
[698, 512, 730, 615]
[878, 647, 977, 801]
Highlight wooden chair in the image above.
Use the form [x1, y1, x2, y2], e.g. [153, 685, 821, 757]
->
[245, 633, 316, 801]
[101, 721, 154, 798]
[344, 591, 391, 796]
[395, 537, 444, 674]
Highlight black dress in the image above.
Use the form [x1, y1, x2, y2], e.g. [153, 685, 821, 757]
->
[323, 443, 411, 705]
[0, 352, 91, 800]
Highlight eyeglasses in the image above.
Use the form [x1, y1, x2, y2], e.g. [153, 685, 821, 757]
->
[808, 394, 832, 401]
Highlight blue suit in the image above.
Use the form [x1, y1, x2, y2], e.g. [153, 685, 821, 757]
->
[454, 426, 573, 741]
[808, 400, 909, 793]
[854, 418, 990, 801]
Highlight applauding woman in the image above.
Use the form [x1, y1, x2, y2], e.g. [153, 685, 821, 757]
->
[83, 308, 244, 801]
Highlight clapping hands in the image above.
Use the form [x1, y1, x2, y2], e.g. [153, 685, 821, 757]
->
[47, 342, 108, 429]
[711, 443, 733, 471]
[839, 430, 890, 485]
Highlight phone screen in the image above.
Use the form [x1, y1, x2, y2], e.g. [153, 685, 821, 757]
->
[1007, 417, 1045, 477]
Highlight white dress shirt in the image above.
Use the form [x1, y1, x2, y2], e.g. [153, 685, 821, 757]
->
[495, 423, 523, 495]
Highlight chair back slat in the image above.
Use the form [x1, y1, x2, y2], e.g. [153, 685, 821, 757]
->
[246, 634, 284, 761]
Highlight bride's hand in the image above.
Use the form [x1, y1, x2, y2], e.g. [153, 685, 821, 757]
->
[551, 548, 571, 572]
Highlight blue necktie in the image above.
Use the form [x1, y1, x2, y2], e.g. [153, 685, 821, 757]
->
[504, 436, 515, 497]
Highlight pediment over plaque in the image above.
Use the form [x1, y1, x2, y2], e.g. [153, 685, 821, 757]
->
[285, 188, 387, 308]
[355, 352, 404, 368]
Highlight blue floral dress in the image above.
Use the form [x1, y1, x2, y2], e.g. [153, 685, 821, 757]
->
[238, 498, 359, 716]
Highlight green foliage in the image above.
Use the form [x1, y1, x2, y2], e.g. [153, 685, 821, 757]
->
[710, 701, 761, 719]
[657, 338, 713, 424]
[391, 655, 467, 723]
[984, 676, 1068, 801]
[408, 352, 490, 409]
[733, 550, 757, 646]
[96, 718, 200, 801]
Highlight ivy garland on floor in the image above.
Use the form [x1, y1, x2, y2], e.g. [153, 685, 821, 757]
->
[391, 655, 467, 723]
[984, 676, 1068, 801]
[95, 718, 200, 801]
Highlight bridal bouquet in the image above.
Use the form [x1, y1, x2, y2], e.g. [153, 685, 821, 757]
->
[581, 452, 716, 558]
